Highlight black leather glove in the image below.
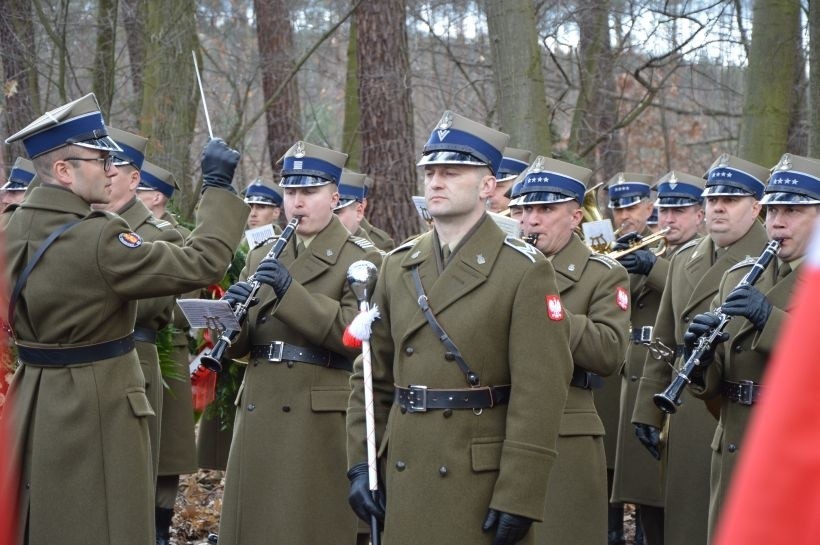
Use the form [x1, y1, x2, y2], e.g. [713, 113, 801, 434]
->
[682, 312, 728, 367]
[634, 423, 661, 460]
[201, 138, 240, 192]
[347, 462, 385, 527]
[222, 281, 257, 309]
[254, 258, 292, 299]
[612, 231, 641, 251]
[482, 509, 534, 545]
[722, 284, 772, 331]
[617, 248, 657, 275]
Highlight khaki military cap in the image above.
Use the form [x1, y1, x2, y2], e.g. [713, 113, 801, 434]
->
[138, 161, 178, 198]
[604, 172, 655, 209]
[244, 178, 283, 207]
[516, 156, 592, 205]
[279, 141, 347, 187]
[703, 153, 768, 200]
[497, 147, 533, 182]
[3, 157, 36, 191]
[761, 153, 820, 205]
[107, 126, 148, 170]
[654, 171, 706, 208]
[334, 169, 368, 210]
[417, 111, 509, 174]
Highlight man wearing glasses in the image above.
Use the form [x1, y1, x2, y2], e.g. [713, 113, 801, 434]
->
[2, 93, 249, 545]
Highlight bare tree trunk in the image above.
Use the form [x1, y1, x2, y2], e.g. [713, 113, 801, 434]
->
[342, 13, 362, 171]
[139, 0, 200, 220]
[485, 0, 551, 155]
[1, 0, 39, 163]
[122, 0, 145, 112]
[254, 0, 301, 184]
[356, 0, 418, 241]
[92, 0, 118, 118]
[739, 0, 800, 166]
[596, 36, 625, 181]
[811, 0, 820, 156]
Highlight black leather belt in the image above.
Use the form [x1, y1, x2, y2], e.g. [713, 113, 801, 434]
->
[570, 366, 603, 390]
[250, 342, 352, 372]
[133, 327, 157, 344]
[394, 384, 511, 412]
[17, 334, 136, 366]
[723, 380, 762, 406]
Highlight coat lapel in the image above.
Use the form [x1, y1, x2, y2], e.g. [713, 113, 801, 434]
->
[551, 234, 588, 293]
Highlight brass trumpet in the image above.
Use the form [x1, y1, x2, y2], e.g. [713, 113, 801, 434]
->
[607, 227, 670, 260]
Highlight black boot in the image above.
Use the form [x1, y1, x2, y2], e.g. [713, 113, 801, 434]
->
[608, 503, 626, 545]
[155, 507, 174, 545]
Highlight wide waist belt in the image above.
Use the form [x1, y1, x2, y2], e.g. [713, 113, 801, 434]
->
[250, 342, 352, 372]
[17, 334, 136, 367]
[133, 327, 157, 344]
[394, 384, 511, 412]
[723, 380, 762, 406]
[570, 366, 603, 390]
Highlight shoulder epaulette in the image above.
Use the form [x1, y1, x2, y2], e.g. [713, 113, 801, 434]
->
[503, 236, 539, 263]
[388, 235, 421, 255]
[727, 256, 756, 274]
[86, 209, 117, 220]
[589, 253, 618, 269]
[674, 237, 702, 257]
[145, 216, 173, 230]
[349, 235, 377, 251]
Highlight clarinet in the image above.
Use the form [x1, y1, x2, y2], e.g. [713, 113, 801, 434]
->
[653, 239, 781, 414]
[200, 216, 300, 371]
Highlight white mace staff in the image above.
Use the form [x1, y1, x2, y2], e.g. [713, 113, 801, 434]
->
[345, 260, 381, 545]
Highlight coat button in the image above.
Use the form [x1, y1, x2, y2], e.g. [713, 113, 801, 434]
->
[442, 409, 453, 418]
[638, 302, 645, 309]
[282, 405, 291, 412]
[404, 346, 414, 356]
[260, 315, 267, 323]
[733, 344, 742, 353]
[287, 361, 294, 368]
[439, 466, 448, 477]
[396, 461, 406, 471]
[727, 443, 737, 453]
[630, 375, 638, 382]
[683, 315, 690, 323]
[247, 403, 255, 411]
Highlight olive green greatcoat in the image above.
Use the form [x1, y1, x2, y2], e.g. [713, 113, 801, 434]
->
[3, 185, 247, 545]
[218, 215, 382, 545]
[610, 250, 671, 507]
[361, 216, 395, 251]
[689, 257, 796, 539]
[632, 221, 768, 545]
[195, 362, 242, 470]
[347, 216, 573, 545]
[119, 198, 184, 478]
[158, 217, 198, 477]
[532, 234, 631, 545]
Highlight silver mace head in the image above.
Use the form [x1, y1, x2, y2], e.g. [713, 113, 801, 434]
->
[346, 260, 379, 305]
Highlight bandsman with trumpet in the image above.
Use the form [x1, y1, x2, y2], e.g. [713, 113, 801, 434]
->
[216, 141, 382, 545]
[631, 154, 769, 545]
[684, 153, 820, 540]
[518, 157, 631, 545]
[610, 170, 706, 545]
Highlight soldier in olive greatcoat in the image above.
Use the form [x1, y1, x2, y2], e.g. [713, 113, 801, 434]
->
[347, 112, 572, 545]
[518, 157, 631, 545]
[686, 153, 820, 541]
[2, 93, 248, 545]
[216, 141, 382, 545]
[632, 154, 770, 545]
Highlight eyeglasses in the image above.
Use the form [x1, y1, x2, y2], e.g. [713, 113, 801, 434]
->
[65, 155, 114, 172]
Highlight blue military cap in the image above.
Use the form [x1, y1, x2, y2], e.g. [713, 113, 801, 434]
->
[417, 111, 509, 174]
[761, 153, 820, 205]
[334, 169, 368, 210]
[2, 157, 36, 191]
[605, 172, 654, 209]
[496, 147, 532, 182]
[702, 153, 768, 200]
[4, 93, 121, 158]
[279, 141, 347, 187]
[654, 171, 705, 208]
[244, 178, 283, 207]
[138, 161, 177, 198]
[107, 126, 148, 170]
[647, 207, 658, 226]
[516, 156, 592, 206]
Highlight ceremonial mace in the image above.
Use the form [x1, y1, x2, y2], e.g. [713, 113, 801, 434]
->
[346, 260, 382, 545]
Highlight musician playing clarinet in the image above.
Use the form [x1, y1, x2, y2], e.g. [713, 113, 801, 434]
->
[216, 141, 382, 545]
[684, 153, 820, 541]
[631, 154, 770, 545]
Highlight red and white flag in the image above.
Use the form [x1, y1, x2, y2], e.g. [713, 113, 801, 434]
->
[713, 220, 820, 544]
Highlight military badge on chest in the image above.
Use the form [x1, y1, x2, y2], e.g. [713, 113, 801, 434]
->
[545, 295, 564, 321]
[118, 231, 143, 248]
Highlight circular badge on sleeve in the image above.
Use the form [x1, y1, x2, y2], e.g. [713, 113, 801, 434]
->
[118, 232, 143, 248]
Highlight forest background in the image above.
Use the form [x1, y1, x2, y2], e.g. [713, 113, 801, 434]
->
[0, 0, 814, 242]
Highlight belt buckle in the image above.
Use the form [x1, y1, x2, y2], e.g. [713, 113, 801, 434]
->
[267, 341, 284, 362]
[738, 379, 755, 405]
[406, 384, 428, 413]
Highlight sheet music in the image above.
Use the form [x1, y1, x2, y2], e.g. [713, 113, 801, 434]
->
[245, 224, 276, 249]
[176, 299, 241, 331]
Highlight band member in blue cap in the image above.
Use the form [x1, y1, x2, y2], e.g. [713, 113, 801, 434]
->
[217, 141, 382, 545]
[1, 157, 36, 211]
[2, 93, 248, 545]
[632, 154, 769, 545]
[346, 111, 572, 545]
[488, 146, 531, 214]
[244, 177, 284, 231]
[518, 156, 630, 545]
[686, 153, 820, 540]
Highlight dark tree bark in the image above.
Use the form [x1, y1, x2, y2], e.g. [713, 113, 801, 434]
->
[122, 0, 146, 111]
[355, 0, 418, 241]
[92, 0, 118, 118]
[342, 14, 362, 171]
[254, 0, 301, 184]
